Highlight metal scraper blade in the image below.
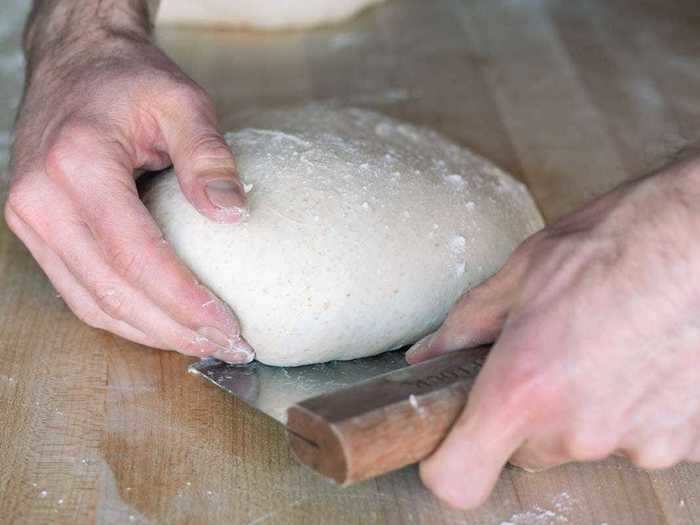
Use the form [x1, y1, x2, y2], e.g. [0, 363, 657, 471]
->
[188, 350, 409, 424]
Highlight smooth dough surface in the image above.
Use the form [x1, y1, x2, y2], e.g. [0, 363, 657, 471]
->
[156, 0, 384, 30]
[144, 105, 544, 366]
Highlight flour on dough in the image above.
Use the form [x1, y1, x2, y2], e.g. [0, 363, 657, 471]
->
[144, 105, 544, 366]
[156, 0, 384, 30]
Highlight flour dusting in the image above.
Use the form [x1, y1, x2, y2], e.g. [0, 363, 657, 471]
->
[500, 492, 578, 525]
[146, 104, 543, 366]
[444, 174, 465, 189]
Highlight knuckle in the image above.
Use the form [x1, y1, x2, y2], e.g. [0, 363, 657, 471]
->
[111, 248, 147, 283]
[3, 201, 17, 232]
[183, 134, 236, 182]
[94, 286, 131, 321]
[45, 121, 98, 178]
[188, 132, 232, 161]
[107, 235, 165, 284]
[166, 82, 213, 115]
[5, 190, 25, 228]
[631, 442, 679, 470]
[5, 179, 37, 226]
[503, 360, 559, 416]
[73, 304, 107, 330]
[110, 244, 148, 282]
[564, 431, 616, 462]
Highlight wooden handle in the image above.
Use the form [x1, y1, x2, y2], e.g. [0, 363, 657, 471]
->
[286, 347, 488, 485]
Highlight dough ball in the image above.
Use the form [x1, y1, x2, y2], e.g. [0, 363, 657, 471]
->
[156, 0, 384, 30]
[144, 105, 544, 366]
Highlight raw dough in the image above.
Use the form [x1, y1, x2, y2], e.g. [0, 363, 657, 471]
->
[144, 105, 544, 366]
[155, 0, 384, 30]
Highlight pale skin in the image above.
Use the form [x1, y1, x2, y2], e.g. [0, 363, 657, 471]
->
[6, 0, 255, 363]
[6, 0, 700, 510]
[406, 153, 700, 508]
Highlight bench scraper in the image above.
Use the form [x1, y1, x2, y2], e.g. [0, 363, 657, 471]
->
[188, 346, 488, 485]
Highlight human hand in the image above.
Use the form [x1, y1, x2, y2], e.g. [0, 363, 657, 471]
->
[407, 156, 700, 508]
[5, 33, 254, 363]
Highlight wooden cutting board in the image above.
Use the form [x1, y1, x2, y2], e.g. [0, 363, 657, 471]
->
[1, 0, 700, 523]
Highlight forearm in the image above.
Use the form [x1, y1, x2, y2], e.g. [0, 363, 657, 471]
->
[23, 0, 161, 77]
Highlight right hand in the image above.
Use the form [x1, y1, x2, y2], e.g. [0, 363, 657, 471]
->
[5, 34, 254, 363]
[406, 155, 700, 508]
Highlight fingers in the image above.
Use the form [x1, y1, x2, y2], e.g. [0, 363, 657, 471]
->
[52, 218, 238, 358]
[618, 427, 692, 470]
[508, 438, 569, 472]
[11, 74, 250, 362]
[13, 179, 249, 360]
[67, 200, 253, 361]
[35, 127, 255, 363]
[5, 204, 158, 348]
[417, 315, 562, 509]
[405, 271, 514, 364]
[406, 231, 542, 364]
[419, 365, 527, 509]
[156, 91, 248, 223]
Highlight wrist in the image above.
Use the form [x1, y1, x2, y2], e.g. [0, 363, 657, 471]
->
[17, 33, 166, 140]
[31, 32, 152, 82]
[24, 1, 153, 82]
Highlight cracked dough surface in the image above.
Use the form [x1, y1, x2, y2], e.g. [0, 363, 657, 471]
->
[144, 105, 544, 366]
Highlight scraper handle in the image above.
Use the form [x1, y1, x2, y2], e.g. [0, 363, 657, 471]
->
[286, 346, 489, 485]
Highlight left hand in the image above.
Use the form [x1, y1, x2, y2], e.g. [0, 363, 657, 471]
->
[406, 154, 700, 509]
[6, 33, 254, 363]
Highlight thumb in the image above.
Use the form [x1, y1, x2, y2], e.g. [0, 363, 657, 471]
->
[158, 96, 248, 224]
[406, 271, 514, 364]
[406, 232, 538, 364]
[419, 397, 525, 509]
[419, 348, 527, 509]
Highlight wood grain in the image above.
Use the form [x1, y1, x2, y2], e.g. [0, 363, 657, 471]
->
[287, 348, 488, 485]
[1, 0, 700, 523]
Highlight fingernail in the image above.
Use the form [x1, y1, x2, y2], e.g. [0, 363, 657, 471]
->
[205, 179, 246, 210]
[197, 327, 255, 364]
[405, 332, 435, 363]
[214, 336, 255, 365]
[213, 350, 253, 365]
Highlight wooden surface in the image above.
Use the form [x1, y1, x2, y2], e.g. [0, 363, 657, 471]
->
[2, 0, 700, 523]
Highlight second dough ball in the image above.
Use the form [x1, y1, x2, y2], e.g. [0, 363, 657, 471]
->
[156, 0, 384, 30]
